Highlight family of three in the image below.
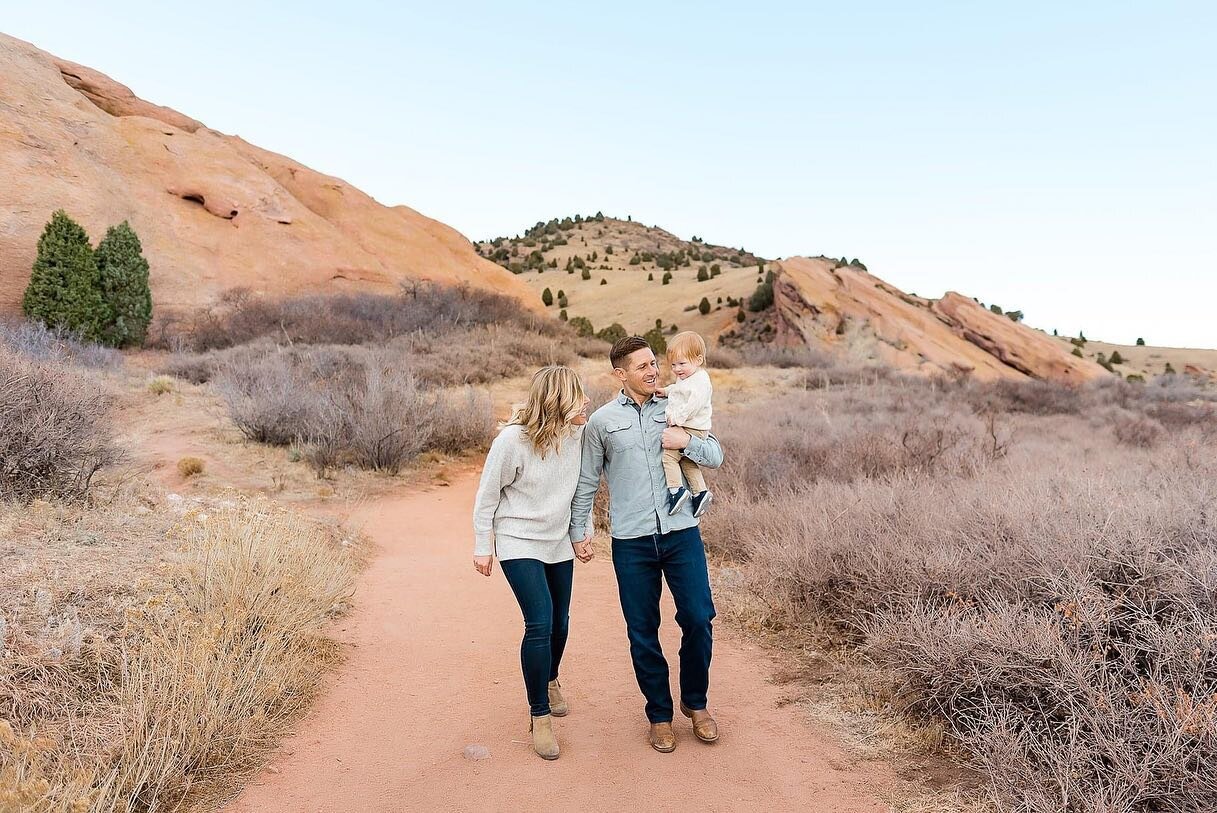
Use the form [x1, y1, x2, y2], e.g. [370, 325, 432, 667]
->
[472, 332, 723, 759]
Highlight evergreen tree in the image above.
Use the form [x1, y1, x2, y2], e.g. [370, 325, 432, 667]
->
[581, 268, 591, 281]
[95, 221, 153, 347]
[597, 322, 627, 344]
[568, 316, 595, 337]
[698, 297, 711, 315]
[542, 287, 554, 307]
[1109, 350, 1124, 365]
[736, 308, 746, 323]
[643, 326, 667, 354]
[559, 309, 568, 321]
[1136, 337, 1146, 346]
[696, 267, 709, 282]
[23, 210, 108, 342]
[748, 280, 775, 312]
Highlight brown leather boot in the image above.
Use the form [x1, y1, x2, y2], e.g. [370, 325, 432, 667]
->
[548, 680, 568, 717]
[649, 721, 677, 753]
[680, 703, 720, 743]
[530, 714, 560, 760]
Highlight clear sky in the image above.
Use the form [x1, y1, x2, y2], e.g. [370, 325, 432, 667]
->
[4, 1, 1214, 347]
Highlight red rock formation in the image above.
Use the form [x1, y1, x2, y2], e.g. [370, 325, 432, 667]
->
[0, 33, 532, 316]
[932, 292, 1105, 384]
[773, 257, 1107, 384]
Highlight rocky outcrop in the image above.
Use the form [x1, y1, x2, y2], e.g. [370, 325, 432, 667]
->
[0, 33, 532, 316]
[773, 256, 1107, 384]
[932, 292, 1104, 384]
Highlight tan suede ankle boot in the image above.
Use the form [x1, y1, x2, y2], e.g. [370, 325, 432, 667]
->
[530, 714, 560, 760]
[548, 680, 569, 717]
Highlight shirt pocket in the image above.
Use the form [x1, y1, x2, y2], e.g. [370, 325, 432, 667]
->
[605, 421, 637, 454]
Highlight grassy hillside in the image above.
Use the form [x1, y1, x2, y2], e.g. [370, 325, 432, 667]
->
[476, 214, 789, 340]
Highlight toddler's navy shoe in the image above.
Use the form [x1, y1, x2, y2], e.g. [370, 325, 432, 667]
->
[667, 487, 690, 516]
[691, 490, 713, 518]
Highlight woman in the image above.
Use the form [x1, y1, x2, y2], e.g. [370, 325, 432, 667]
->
[472, 365, 594, 760]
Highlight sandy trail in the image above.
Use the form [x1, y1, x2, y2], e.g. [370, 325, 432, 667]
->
[225, 471, 898, 812]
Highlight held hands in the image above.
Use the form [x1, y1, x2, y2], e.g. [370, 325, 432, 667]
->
[573, 534, 594, 563]
[473, 555, 494, 577]
[655, 387, 668, 398]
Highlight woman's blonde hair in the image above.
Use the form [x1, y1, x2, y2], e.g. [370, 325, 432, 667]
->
[666, 331, 707, 364]
[506, 365, 587, 457]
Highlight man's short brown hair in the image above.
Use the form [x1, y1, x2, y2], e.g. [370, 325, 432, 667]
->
[610, 335, 651, 369]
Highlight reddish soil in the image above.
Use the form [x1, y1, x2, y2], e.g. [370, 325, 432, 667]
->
[224, 471, 899, 812]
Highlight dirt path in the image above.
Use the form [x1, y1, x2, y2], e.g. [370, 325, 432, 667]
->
[224, 471, 900, 812]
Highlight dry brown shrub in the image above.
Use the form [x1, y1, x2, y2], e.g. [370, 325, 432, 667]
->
[0, 349, 119, 503]
[146, 375, 175, 395]
[0, 495, 358, 811]
[1111, 411, 1165, 447]
[703, 373, 1217, 810]
[152, 283, 564, 352]
[212, 345, 495, 476]
[176, 457, 204, 478]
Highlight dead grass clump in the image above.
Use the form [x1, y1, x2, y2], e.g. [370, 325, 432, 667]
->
[0, 496, 359, 811]
[176, 457, 204, 478]
[0, 349, 119, 502]
[146, 375, 175, 396]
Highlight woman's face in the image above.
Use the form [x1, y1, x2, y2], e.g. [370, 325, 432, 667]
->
[570, 396, 591, 426]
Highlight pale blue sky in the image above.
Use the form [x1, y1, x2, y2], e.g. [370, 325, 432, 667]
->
[4, 1, 1214, 347]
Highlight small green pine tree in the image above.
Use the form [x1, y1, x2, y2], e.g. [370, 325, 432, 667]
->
[696, 267, 709, 282]
[600, 278, 607, 286]
[597, 322, 627, 344]
[698, 297, 711, 315]
[581, 268, 591, 281]
[542, 288, 553, 306]
[662, 272, 672, 285]
[643, 326, 667, 354]
[1109, 350, 1124, 365]
[736, 308, 745, 323]
[559, 309, 568, 321]
[647, 273, 654, 281]
[22, 210, 109, 342]
[568, 316, 595, 337]
[1136, 337, 1146, 346]
[95, 221, 153, 347]
[748, 281, 774, 312]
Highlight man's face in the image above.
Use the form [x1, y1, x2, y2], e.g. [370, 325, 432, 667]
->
[614, 347, 659, 397]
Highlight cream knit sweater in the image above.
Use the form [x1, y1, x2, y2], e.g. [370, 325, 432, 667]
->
[472, 424, 583, 563]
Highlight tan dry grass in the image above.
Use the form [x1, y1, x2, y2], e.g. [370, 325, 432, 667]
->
[0, 492, 359, 812]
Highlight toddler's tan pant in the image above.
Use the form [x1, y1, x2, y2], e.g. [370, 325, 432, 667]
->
[663, 427, 708, 492]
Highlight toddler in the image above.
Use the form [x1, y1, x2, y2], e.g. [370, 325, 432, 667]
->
[658, 331, 714, 517]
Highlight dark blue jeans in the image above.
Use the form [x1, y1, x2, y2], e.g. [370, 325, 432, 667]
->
[500, 558, 574, 718]
[611, 525, 715, 723]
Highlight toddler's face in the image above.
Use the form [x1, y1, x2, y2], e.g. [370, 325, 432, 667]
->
[670, 356, 701, 380]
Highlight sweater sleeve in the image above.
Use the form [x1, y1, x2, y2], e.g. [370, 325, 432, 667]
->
[472, 431, 522, 556]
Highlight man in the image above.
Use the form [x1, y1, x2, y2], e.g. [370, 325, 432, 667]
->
[570, 335, 723, 752]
